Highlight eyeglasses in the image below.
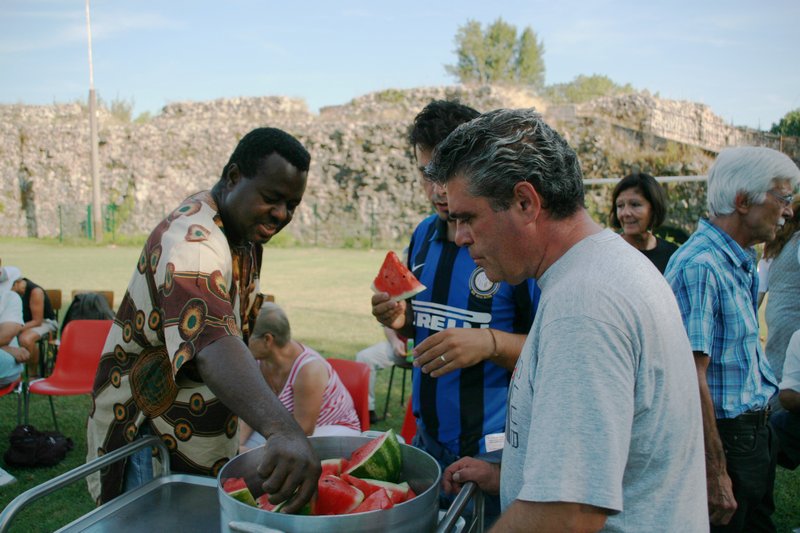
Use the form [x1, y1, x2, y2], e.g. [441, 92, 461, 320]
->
[766, 190, 794, 208]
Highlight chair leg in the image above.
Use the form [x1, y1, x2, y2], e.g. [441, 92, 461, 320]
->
[16, 382, 25, 426]
[382, 365, 397, 421]
[48, 396, 59, 433]
[400, 366, 408, 407]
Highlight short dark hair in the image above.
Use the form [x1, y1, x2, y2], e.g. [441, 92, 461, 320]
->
[408, 100, 480, 151]
[608, 173, 669, 230]
[221, 127, 310, 180]
[427, 108, 584, 218]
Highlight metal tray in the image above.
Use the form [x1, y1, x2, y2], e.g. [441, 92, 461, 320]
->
[58, 474, 218, 532]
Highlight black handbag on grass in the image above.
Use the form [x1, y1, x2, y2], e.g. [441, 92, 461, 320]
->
[3, 424, 74, 467]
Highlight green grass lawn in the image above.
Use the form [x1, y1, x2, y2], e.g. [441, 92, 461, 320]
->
[1, 238, 799, 531]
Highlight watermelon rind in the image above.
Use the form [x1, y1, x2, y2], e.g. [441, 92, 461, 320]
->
[257, 492, 312, 514]
[357, 479, 411, 503]
[370, 282, 426, 303]
[344, 428, 403, 483]
[226, 486, 257, 507]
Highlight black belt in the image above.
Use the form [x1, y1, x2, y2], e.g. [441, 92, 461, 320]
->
[718, 409, 771, 428]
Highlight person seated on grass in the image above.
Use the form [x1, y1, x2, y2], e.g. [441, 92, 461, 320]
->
[10, 271, 58, 377]
[239, 302, 361, 452]
[0, 266, 29, 388]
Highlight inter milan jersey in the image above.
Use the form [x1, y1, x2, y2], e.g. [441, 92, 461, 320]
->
[408, 215, 540, 457]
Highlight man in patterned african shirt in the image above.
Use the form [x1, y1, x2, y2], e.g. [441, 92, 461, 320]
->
[87, 128, 320, 511]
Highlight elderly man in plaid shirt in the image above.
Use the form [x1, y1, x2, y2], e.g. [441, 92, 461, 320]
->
[666, 146, 800, 532]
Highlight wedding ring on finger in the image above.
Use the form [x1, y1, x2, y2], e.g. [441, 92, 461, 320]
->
[439, 354, 447, 363]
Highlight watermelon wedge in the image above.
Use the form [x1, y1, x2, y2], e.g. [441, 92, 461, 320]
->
[222, 477, 257, 507]
[312, 475, 364, 515]
[256, 493, 313, 515]
[341, 474, 411, 504]
[352, 488, 395, 514]
[371, 251, 426, 302]
[344, 428, 402, 483]
[321, 457, 347, 477]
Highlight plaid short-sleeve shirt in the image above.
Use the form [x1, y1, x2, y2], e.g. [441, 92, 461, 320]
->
[87, 191, 264, 503]
[665, 218, 778, 419]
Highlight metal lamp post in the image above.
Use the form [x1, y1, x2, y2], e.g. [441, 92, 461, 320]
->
[86, 0, 102, 242]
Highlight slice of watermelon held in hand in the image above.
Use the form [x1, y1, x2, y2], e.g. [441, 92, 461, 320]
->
[372, 251, 426, 302]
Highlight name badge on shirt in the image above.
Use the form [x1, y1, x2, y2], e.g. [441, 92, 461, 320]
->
[484, 432, 505, 453]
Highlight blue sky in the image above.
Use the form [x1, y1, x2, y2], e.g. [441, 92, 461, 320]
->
[1, 0, 797, 130]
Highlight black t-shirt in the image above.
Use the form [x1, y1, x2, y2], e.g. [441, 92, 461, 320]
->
[641, 238, 679, 274]
[21, 278, 56, 322]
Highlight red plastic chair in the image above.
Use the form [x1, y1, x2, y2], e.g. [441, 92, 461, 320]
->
[400, 395, 417, 444]
[27, 319, 113, 432]
[327, 358, 371, 432]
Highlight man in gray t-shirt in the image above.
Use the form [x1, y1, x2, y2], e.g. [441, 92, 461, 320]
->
[428, 109, 707, 532]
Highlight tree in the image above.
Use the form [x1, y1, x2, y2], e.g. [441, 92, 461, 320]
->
[445, 18, 545, 89]
[542, 74, 635, 104]
[770, 108, 800, 137]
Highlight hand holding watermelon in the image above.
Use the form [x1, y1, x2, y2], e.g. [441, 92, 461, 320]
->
[371, 251, 425, 331]
[371, 251, 425, 303]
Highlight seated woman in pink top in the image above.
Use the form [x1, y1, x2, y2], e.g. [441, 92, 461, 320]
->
[239, 302, 361, 452]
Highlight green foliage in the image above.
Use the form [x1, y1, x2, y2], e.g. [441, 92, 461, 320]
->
[445, 18, 545, 88]
[543, 74, 635, 104]
[770, 108, 800, 137]
[375, 89, 405, 104]
[134, 111, 153, 124]
[108, 98, 133, 122]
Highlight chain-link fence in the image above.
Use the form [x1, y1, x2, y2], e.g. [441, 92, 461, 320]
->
[55, 204, 118, 242]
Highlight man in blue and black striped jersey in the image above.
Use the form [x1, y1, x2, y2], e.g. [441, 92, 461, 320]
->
[371, 100, 541, 518]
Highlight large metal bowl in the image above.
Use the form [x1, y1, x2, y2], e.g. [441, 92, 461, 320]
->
[218, 435, 442, 533]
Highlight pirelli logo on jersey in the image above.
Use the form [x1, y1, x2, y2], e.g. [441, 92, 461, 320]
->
[410, 300, 492, 331]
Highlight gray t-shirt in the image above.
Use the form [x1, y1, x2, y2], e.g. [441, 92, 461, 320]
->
[500, 229, 707, 532]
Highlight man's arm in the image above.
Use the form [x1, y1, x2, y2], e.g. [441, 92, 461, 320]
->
[414, 328, 526, 377]
[195, 336, 320, 513]
[21, 287, 45, 330]
[779, 389, 800, 414]
[694, 351, 737, 525]
[489, 500, 608, 533]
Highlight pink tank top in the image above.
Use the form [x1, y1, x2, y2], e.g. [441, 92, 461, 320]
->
[277, 346, 361, 432]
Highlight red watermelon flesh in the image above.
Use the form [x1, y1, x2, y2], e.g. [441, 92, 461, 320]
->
[321, 457, 347, 477]
[371, 251, 426, 302]
[312, 475, 364, 515]
[256, 493, 280, 511]
[341, 474, 411, 504]
[222, 477, 247, 493]
[222, 477, 257, 507]
[341, 473, 379, 497]
[352, 488, 395, 514]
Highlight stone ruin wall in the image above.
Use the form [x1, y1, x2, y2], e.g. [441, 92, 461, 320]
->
[0, 85, 791, 245]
